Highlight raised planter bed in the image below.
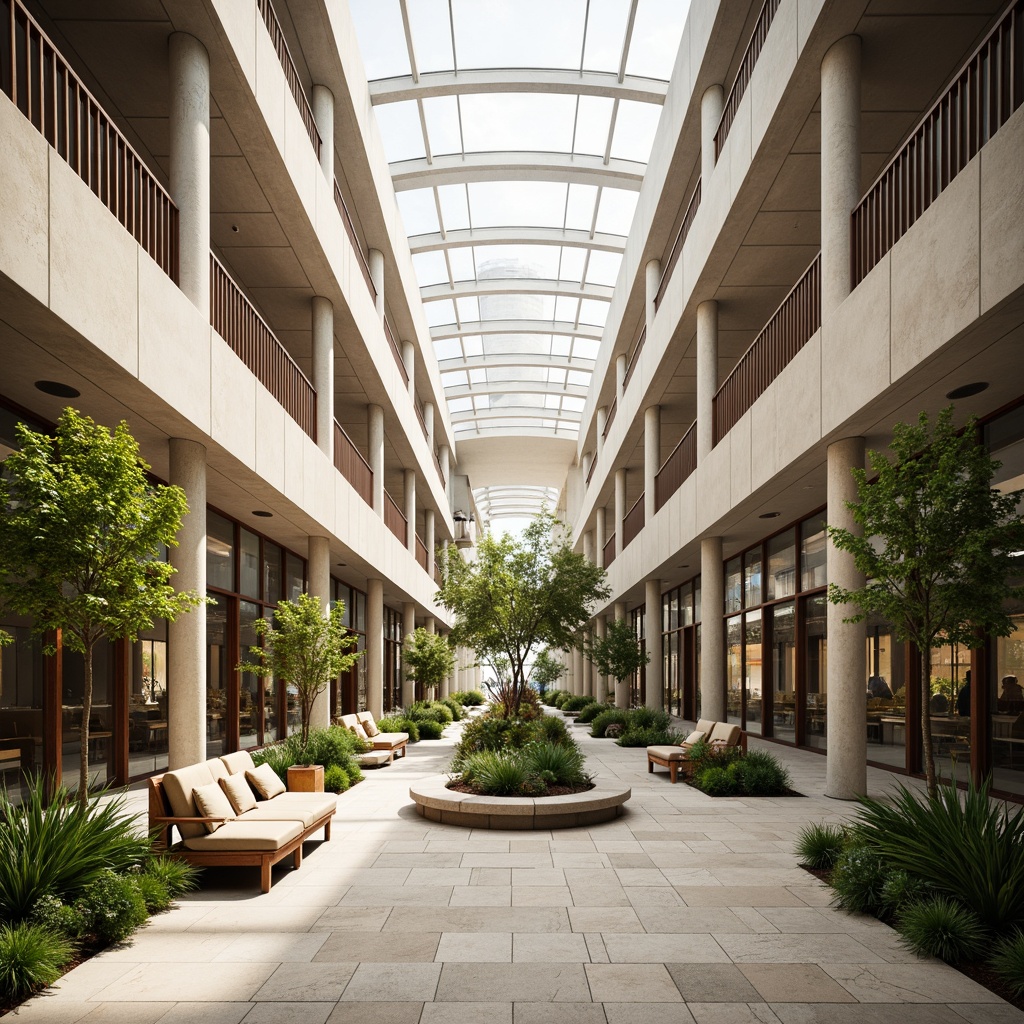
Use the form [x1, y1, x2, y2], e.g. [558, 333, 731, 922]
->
[409, 775, 630, 830]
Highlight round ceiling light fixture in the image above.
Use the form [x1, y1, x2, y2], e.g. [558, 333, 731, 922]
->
[945, 382, 989, 400]
[34, 380, 80, 398]
[758, 511, 781, 519]
[252, 510, 273, 518]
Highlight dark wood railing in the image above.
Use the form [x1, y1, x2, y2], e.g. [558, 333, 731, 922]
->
[415, 403, 428, 440]
[603, 397, 617, 438]
[383, 315, 410, 386]
[0, 0, 179, 281]
[586, 454, 597, 485]
[415, 534, 428, 572]
[714, 0, 783, 160]
[622, 493, 645, 549]
[655, 419, 697, 511]
[655, 178, 701, 309]
[383, 488, 406, 543]
[851, 0, 1024, 286]
[256, 0, 321, 159]
[713, 253, 820, 445]
[210, 253, 316, 438]
[622, 325, 646, 390]
[604, 533, 617, 568]
[334, 179, 376, 299]
[333, 420, 373, 507]
[434, 450, 446, 486]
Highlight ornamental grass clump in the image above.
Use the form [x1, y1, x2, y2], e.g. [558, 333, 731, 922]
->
[991, 931, 1024, 998]
[590, 708, 629, 738]
[897, 896, 986, 964]
[0, 923, 74, 1004]
[577, 702, 610, 724]
[795, 822, 848, 870]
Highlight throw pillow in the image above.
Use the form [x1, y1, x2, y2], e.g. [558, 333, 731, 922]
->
[360, 716, 380, 737]
[350, 722, 369, 741]
[246, 762, 287, 800]
[192, 781, 236, 834]
[684, 730, 705, 744]
[219, 771, 258, 814]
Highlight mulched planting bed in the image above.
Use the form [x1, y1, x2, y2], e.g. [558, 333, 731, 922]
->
[681, 781, 806, 797]
[446, 780, 595, 797]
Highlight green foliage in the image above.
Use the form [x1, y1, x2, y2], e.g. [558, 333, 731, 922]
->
[253, 726, 366, 782]
[830, 844, 888, 915]
[588, 618, 649, 687]
[0, 780, 151, 922]
[826, 407, 1024, 795]
[617, 727, 687, 747]
[78, 870, 147, 944]
[237, 592, 362, 748]
[898, 897, 986, 964]
[449, 690, 485, 706]
[695, 766, 739, 796]
[590, 708, 630, 738]
[795, 823, 848, 870]
[460, 751, 531, 796]
[738, 750, 792, 796]
[562, 695, 596, 713]
[403, 628, 456, 696]
[142, 855, 199, 898]
[323, 765, 351, 793]
[545, 689, 569, 706]
[523, 741, 589, 786]
[441, 698, 465, 721]
[0, 922, 74, 1002]
[577, 702, 611, 724]
[29, 895, 87, 939]
[407, 700, 454, 725]
[881, 870, 935, 915]
[626, 707, 671, 731]
[416, 720, 444, 740]
[136, 874, 172, 913]
[437, 509, 610, 717]
[536, 715, 572, 745]
[530, 649, 564, 696]
[848, 777, 1024, 933]
[344, 761, 364, 785]
[0, 408, 207, 798]
[991, 930, 1024, 997]
[251, 742, 296, 778]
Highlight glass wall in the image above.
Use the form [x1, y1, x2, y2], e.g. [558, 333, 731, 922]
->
[331, 579, 367, 718]
[662, 580, 700, 720]
[864, 613, 908, 770]
[130, 620, 169, 777]
[0, 623, 45, 802]
[384, 606, 403, 711]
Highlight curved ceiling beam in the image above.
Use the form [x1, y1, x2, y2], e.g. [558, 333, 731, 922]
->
[450, 407, 582, 425]
[391, 152, 644, 192]
[452, 425, 580, 440]
[409, 226, 626, 255]
[370, 69, 668, 105]
[444, 382, 589, 400]
[421, 279, 613, 303]
[438, 353, 595, 373]
[431, 319, 603, 341]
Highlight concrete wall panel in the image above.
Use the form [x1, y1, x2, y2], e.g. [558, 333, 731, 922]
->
[282, 415, 306, 511]
[211, 0, 257, 91]
[775, 330, 821, 470]
[980, 105, 1024, 316]
[730, 409, 753, 504]
[253, 382, 286, 493]
[210, 336, 257, 469]
[750, 0, 799, 156]
[282, 98, 317, 221]
[253, 27, 286, 155]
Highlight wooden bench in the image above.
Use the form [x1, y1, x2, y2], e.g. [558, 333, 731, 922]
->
[647, 719, 747, 783]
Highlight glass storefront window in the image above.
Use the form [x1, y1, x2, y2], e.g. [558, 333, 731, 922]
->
[131, 621, 169, 778]
[744, 609, 763, 734]
[681, 583, 693, 627]
[725, 557, 742, 614]
[239, 601, 262, 749]
[771, 602, 796, 744]
[286, 553, 305, 601]
[865, 614, 908, 770]
[726, 614, 742, 726]
[767, 531, 796, 600]
[804, 594, 828, 750]
[993, 612, 1024, 797]
[801, 517, 827, 592]
[0, 624, 44, 803]
[240, 528, 260, 599]
[744, 550, 762, 608]
[207, 512, 235, 591]
[62, 642, 114, 792]
[206, 595, 228, 759]
[264, 543, 283, 604]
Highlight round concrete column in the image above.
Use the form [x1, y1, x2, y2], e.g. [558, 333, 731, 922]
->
[424, 402, 435, 450]
[645, 579, 663, 711]
[821, 36, 861, 319]
[644, 406, 660, 523]
[616, 354, 627, 401]
[307, 535, 331, 731]
[582, 452, 593, 486]
[169, 33, 210, 317]
[645, 259, 661, 328]
[700, 536, 725, 720]
[572, 646, 584, 697]
[438, 445, 451, 504]
[425, 509, 436, 576]
[312, 296, 334, 461]
[583, 530, 595, 564]
[595, 508, 606, 568]
[614, 469, 627, 559]
[596, 407, 607, 459]
[697, 300, 718, 461]
[701, 84, 724, 182]
[614, 602, 628, 708]
[311, 84, 334, 181]
[404, 469, 417, 553]
[402, 341, 415, 398]
[368, 405, 384, 516]
[402, 602, 417, 707]
[366, 579, 384, 718]
[368, 249, 385, 319]
[593, 616, 607, 703]
[168, 438, 206, 769]
[826, 437, 868, 799]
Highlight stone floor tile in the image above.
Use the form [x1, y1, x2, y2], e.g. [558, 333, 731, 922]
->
[150, 1003, 253, 1024]
[567, 907, 645, 933]
[625, 886, 686, 907]
[568, 886, 631, 907]
[687, 1003, 782, 1023]
[511, 868, 567, 886]
[311, 906, 393, 931]
[768, 1005, 971, 1023]
[739, 964, 857, 1002]
[340, 962, 442, 1001]
[603, 932, 730, 964]
[665, 963, 761, 1002]
[91, 961, 276, 1002]
[436, 931, 512, 962]
[948, 1005, 1024, 1023]
[636, 907, 751, 933]
[252, 962, 356, 1001]
[717, 933, 884, 964]
[327, 1002, 424, 1024]
[786, 886, 834, 907]
[470, 867, 513, 885]
[513, 1002, 608, 1024]
[185, 906, 326, 932]
[326, 868, 411, 886]
[512, 931, 590, 962]
[420, 1002, 513, 1024]
[461, 854, 554, 868]
[101, 933, 236, 962]
[76, 1005, 173, 1023]
[237, 1002, 334, 1024]
[585, 933, 610, 963]
[585, 963, 684, 1002]
[374, 852, 463, 868]
[602, 1005, 696, 1024]
[340, 886, 454, 907]
[450, 885, 512, 906]
[821, 964, 1004, 1003]
[511, 886, 574, 907]
[406, 868, 474, 886]
[435, 962, 590, 1002]
[6, 1001, 94, 1024]
[607, 853, 657, 868]
[757, 908, 865, 933]
[214, 931, 330, 962]
[675, 887, 806, 908]
[315, 931, 440, 962]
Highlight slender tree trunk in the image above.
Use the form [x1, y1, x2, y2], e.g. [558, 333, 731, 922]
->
[79, 640, 94, 804]
[921, 647, 936, 798]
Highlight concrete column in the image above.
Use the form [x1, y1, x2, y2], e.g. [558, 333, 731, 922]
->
[311, 84, 334, 181]
[404, 468, 417, 553]
[572, 646, 584, 697]
[582, 632, 592, 698]
[168, 33, 210, 317]
[368, 404, 384, 516]
[595, 507, 606, 568]
[826, 437, 867, 799]
[701, 84, 725, 180]
[616, 354, 627, 402]
[583, 530, 595, 565]
[700, 537, 725, 720]
[645, 579, 663, 711]
[425, 508, 436, 577]
[402, 602, 417, 708]
[312, 296, 334, 461]
[425, 617, 435, 634]
[697, 300, 718, 461]
[307, 535, 331, 731]
[168, 438, 206, 769]
[582, 451, 593, 485]
[366, 579, 384, 719]
[402, 340, 415, 399]
[593, 616, 607, 703]
[438, 445, 451, 505]
[424, 402, 435, 451]
[596, 407, 607, 459]
[368, 248, 385, 319]
[614, 468, 627, 559]
[821, 36, 861, 319]
[645, 258, 661, 328]
[613, 602, 628, 709]
[644, 405, 660, 523]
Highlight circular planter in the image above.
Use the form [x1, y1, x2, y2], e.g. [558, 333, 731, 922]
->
[409, 775, 631, 830]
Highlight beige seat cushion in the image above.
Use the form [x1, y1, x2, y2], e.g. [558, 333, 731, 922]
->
[220, 772, 258, 814]
[192, 781, 236, 834]
[240, 796, 337, 829]
[339, 714, 359, 730]
[683, 729, 706, 744]
[205, 757, 229, 783]
[695, 718, 716, 736]
[647, 745, 691, 761]
[708, 722, 742, 746]
[270, 792, 338, 816]
[221, 750, 257, 775]
[371, 732, 409, 749]
[351, 721, 369, 740]
[182, 818, 302, 852]
[162, 762, 217, 840]
[356, 712, 380, 737]
[357, 750, 393, 767]
[246, 762, 287, 800]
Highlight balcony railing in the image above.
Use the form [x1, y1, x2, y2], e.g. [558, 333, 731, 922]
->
[714, 0, 783, 159]
[210, 253, 316, 439]
[434, 450, 446, 487]
[1, 0, 179, 281]
[655, 178, 701, 309]
[333, 420, 373, 507]
[851, 0, 1024, 286]
[622, 325, 646, 390]
[256, 0, 321, 159]
[655, 420, 697, 512]
[334, 179, 377, 299]
[415, 534, 428, 572]
[586, 454, 597, 485]
[383, 488, 406, 543]
[415, 403, 428, 440]
[603, 397, 617, 439]
[713, 253, 820, 446]
[622, 493, 645, 549]
[383, 315, 410, 387]
[604, 533, 617, 568]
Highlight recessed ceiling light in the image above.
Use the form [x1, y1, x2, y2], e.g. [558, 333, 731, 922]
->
[759, 511, 781, 519]
[336, 562, 347, 567]
[678, 564, 689, 569]
[946, 382, 989, 400]
[231, 224, 239, 233]
[252, 510, 273, 518]
[35, 380, 80, 398]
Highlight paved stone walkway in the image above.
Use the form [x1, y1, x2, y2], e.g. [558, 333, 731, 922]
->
[17, 718, 1024, 1024]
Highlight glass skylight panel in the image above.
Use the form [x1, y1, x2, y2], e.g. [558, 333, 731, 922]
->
[442, 370, 469, 387]
[625, 0, 689, 80]
[375, 101, 425, 162]
[585, 249, 623, 286]
[424, 299, 456, 327]
[474, 395, 490, 410]
[469, 182, 567, 228]
[548, 368, 567, 385]
[433, 338, 463, 361]
[475, 245, 560, 280]
[564, 182, 599, 230]
[562, 396, 586, 412]
[437, 184, 471, 230]
[406, 0, 455, 73]
[396, 189, 439, 236]
[413, 250, 449, 286]
[422, 96, 463, 156]
[447, 247, 476, 282]
[551, 337, 571, 356]
[554, 296, 580, 323]
[448, 397, 474, 413]
[461, 94, 576, 153]
[544, 394, 562, 410]
[468, 368, 487, 385]
[571, 337, 601, 360]
[582, 0, 631, 72]
[557, 246, 587, 283]
[595, 188, 639, 234]
[573, 95, 615, 156]
[568, 369, 593, 386]
[349, 0, 411, 80]
[610, 100, 663, 162]
[452, 0, 586, 71]
[463, 336, 484, 357]
[486, 336, 550, 355]
[456, 296, 481, 322]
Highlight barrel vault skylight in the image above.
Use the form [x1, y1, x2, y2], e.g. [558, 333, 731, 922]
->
[350, 0, 687, 520]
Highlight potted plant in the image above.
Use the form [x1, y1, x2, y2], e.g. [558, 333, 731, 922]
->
[239, 591, 362, 791]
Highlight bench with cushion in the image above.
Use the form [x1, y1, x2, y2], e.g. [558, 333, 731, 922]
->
[647, 718, 747, 783]
[340, 712, 409, 762]
[148, 750, 337, 893]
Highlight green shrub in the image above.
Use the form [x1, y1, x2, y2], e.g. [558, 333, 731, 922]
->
[136, 874, 172, 913]
[795, 823, 847, 870]
[991, 930, 1024, 998]
[251, 742, 295, 779]
[78, 871, 148, 944]
[29, 895, 87, 939]
[881, 869, 935, 915]
[378, 716, 420, 742]
[577, 702, 610, 724]
[545, 689, 568, 706]
[142, 856, 199, 898]
[536, 715, 572, 746]
[591, 709, 629, 738]
[323, 765, 351, 793]
[562, 695, 596, 713]
[898, 897, 986, 964]
[523, 741, 589, 786]
[0, 780, 151, 922]
[291, 726, 369, 765]
[441, 698, 464, 721]
[739, 750, 791, 796]
[0, 922, 74, 1002]
[408, 700, 454, 726]
[450, 690, 485, 706]
[416, 720, 444, 740]
[830, 844, 888, 915]
[616, 728, 685, 747]
[695, 766, 741, 796]
[627, 707, 671, 731]
[344, 761, 364, 785]
[460, 751, 531, 796]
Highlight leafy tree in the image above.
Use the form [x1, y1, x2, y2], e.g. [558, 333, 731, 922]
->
[588, 618, 649, 703]
[827, 407, 1024, 796]
[238, 591, 362, 750]
[403, 627, 455, 700]
[0, 409, 206, 800]
[530, 648, 564, 697]
[437, 509, 610, 718]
